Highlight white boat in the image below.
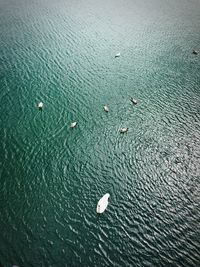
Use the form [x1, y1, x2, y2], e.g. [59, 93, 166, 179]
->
[130, 97, 138, 105]
[70, 122, 77, 128]
[96, 193, 110, 213]
[120, 127, 128, 133]
[115, 52, 120, 58]
[192, 49, 198, 55]
[103, 105, 109, 112]
[38, 102, 43, 109]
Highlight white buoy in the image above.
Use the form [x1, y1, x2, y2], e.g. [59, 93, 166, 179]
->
[97, 193, 110, 213]
[38, 102, 43, 109]
[70, 122, 77, 128]
[120, 127, 128, 133]
[103, 105, 109, 112]
[115, 52, 120, 58]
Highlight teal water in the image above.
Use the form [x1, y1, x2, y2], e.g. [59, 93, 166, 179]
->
[0, 0, 200, 266]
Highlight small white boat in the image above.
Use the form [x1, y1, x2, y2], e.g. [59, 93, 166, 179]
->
[115, 52, 120, 58]
[120, 127, 128, 133]
[38, 102, 43, 109]
[103, 105, 109, 112]
[130, 97, 138, 105]
[96, 193, 110, 213]
[70, 122, 77, 128]
[192, 49, 198, 55]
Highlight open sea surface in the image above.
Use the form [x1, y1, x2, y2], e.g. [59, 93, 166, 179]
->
[0, 0, 200, 266]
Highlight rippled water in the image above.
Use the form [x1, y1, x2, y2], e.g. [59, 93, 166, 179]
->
[0, 0, 200, 266]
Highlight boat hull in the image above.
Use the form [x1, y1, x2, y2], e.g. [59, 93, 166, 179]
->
[96, 193, 110, 213]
